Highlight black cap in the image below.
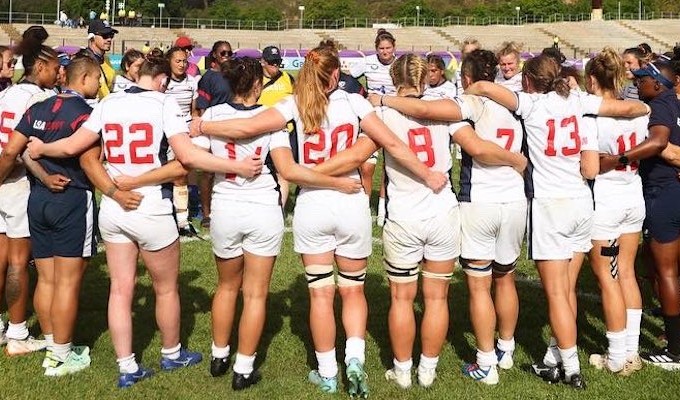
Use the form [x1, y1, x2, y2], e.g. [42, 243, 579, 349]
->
[88, 19, 119, 36]
[262, 46, 282, 66]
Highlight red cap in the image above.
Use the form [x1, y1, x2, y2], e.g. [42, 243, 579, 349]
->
[175, 36, 192, 48]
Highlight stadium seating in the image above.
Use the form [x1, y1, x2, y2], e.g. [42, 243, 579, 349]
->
[8, 19, 676, 56]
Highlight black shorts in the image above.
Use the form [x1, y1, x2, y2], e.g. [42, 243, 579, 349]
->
[28, 187, 97, 259]
[643, 184, 680, 244]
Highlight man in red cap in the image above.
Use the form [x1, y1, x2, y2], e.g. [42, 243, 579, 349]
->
[175, 36, 201, 78]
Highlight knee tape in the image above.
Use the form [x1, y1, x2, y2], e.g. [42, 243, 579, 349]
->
[173, 185, 189, 210]
[305, 264, 335, 289]
[460, 258, 492, 277]
[492, 260, 517, 275]
[337, 268, 367, 287]
[421, 270, 453, 280]
[384, 260, 419, 283]
[601, 239, 620, 279]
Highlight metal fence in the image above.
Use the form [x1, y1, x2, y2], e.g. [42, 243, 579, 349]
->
[1, 11, 680, 30]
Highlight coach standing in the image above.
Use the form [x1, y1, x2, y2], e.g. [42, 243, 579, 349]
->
[85, 19, 118, 101]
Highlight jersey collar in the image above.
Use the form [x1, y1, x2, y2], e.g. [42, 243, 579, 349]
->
[228, 101, 262, 111]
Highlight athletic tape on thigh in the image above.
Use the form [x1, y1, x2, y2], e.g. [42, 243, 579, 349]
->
[421, 270, 453, 280]
[305, 264, 335, 288]
[173, 185, 189, 210]
[601, 239, 620, 279]
[383, 259, 419, 283]
[460, 258, 492, 277]
[337, 268, 367, 287]
[492, 260, 517, 275]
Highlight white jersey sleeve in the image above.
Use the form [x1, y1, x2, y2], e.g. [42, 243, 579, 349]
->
[161, 97, 189, 138]
[82, 100, 104, 134]
[270, 130, 291, 150]
[348, 94, 374, 120]
[349, 58, 366, 79]
[574, 91, 603, 116]
[273, 95, 297, 123]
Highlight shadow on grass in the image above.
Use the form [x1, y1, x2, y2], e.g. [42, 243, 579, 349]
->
[288, 274, 314, 369]
[74, 252, 111, 348]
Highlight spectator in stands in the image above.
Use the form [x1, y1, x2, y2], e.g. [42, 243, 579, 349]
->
[141, 41, 150, 54]
[128, 10, 136, 27]
[85, 19, 118, 101]
[174, 36, 201, 77]
[0, 46, 15, 91]
[495, 41, 523, 92]
[195, 40, 234, 229]
[89, 10, 96, 21]
[112, 48, 144, 92]
[424, 54, 457, 99]
[257, 45, 295, 210]
[117, 8, 126, 26]
[59, 10, 68, 28]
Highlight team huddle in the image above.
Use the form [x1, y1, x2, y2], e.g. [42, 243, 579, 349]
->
[0, 20, 679, 396]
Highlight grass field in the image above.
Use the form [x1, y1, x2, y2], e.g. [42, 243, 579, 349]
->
[0, 166, 679, 400]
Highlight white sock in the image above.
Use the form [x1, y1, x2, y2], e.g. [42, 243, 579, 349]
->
[558, 346, 580, 378]
[394, 357, 413, 372]
[6, 321, 29, 340]
[497, 337, 515, 353]
[161, 343, 181, 360]
[626, 309, 642, 359]
[233, 352, 256, 377]
[418, 354, 438, 371]
[0, 317, 5, 333]
[606, 330, 627, 371]
[211, 342, 230, 359]
[52, 342, 72, 362]
[344, 337, 365, 365]
[315, 348, 338, 379]
[117, 353, 139, 374]
[176, 211, 190, 228]
[476, 349, 498, 368]
[44, 334, 54, 349]
[542, 336, 561, 367]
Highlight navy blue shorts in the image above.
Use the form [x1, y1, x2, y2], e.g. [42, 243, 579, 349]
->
[643, 184, 680, 243]
[28, 187, 97, 259]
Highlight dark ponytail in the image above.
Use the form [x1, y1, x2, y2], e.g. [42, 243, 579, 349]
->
[221, 57, 262, 98]
[16, 26, 56, 78]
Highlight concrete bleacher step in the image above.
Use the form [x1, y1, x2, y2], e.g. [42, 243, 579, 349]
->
[535, 26, 584, 57]
[616, 20, 672, 50]
[1, 24, 21, 44]
[433, 29, 462, 49]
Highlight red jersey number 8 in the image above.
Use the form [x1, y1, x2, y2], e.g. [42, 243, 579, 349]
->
[408, 127, 435, 167]
[104, 123, 155, 164]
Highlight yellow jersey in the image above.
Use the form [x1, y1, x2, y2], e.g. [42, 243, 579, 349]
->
[257, 71, 294, 107]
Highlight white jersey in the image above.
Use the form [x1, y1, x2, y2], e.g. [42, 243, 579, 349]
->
[112, 75, 136, 93]
[273, 90, 373, 197]
[165, 74, 199, 122]
[0, 82, 54, 182]
[83, 88, 188, 215]
[588, 114, 648, 206]
[378, 106, 460, 221]
[194, 103, 280, 206]
[456, 94, 525, 202]
[495, 71, 523, 92]
[515, 90, 602, 199]
[424, 80, 457, 99]
[349, 54, 395, 95]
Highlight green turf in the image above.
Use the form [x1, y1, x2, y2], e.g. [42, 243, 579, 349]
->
[1, 160, 678, 399]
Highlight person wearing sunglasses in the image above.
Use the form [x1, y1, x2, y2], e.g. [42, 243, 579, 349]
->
[195, 40, 234, 229]
[85, 19, 118, 101]
[0, 46, 15, 91]
[174, 36, 201, 78]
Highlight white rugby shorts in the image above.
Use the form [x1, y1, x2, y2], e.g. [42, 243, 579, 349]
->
[592, 201, 645, 241]
[0, 179, 30, 238]
[529, 197, 593, 260]
[383, 205, 461, 265]
[460, 200, 527, 265]
[292, 192, 371, 259]
[210, 200, 284, 259]
[98, 199, 178, 251]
